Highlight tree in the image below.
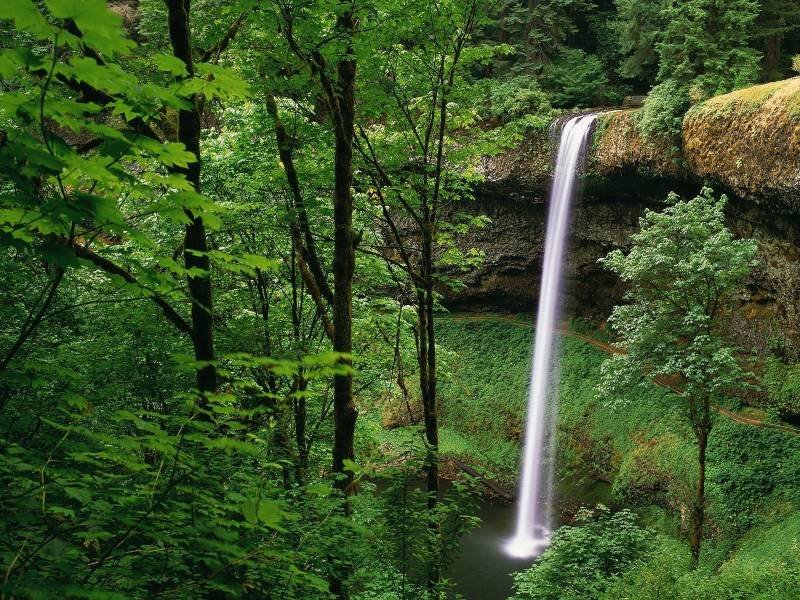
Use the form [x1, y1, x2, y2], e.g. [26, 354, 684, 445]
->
[656, 0, 761, 98]
[599, 188, 757, 567]
[497, 0, 594, 68]
[0, 2, 341, 596]
[164, 0, 217, 396]
[351, 0, 487, 590]
[541, 48, 610, 107]
[754, 0, 800, 80]
[613, 0, 667, 86]
[269, 1, 360, 514]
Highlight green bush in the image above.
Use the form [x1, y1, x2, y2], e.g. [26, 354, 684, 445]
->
[511, 506, 653, 600]
[638, 79, 691, 144]
[600, 536, 690, 600]
[763, 359, 800, 416]
[483, 75, 556, 127]
[604, 513, 800, 599]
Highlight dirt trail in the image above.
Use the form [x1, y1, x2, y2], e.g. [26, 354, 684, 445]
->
[445, 313, 800, 437]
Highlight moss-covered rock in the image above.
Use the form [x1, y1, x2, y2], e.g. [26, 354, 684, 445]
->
[480, 79, 800, 207]
[591, 109, 684, 179]
[683, 78, 800, 209]
[478, 127, 554, 191]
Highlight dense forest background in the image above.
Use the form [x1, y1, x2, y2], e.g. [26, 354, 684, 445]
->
[1, 0, 800, 598]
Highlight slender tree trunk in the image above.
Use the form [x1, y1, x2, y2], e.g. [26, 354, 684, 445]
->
[418, 225, 441, 595]
[293, 374, 309, 484]
[328, 10, 358, 600]
[420, 242, 439, 509]
[330, 8, 358, 501]
[165, 0, 216, 395]
[690, 411, 710, 568]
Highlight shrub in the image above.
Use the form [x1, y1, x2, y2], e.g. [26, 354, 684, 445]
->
[511, 506, 653, 600]
[600, 536, 690, 600]
[763, 359, 800, 417]
[638, 79, 691, 144]
[484, 75, 555, 126]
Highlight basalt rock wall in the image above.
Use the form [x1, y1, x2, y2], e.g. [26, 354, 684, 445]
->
[446, 80, 800, 356]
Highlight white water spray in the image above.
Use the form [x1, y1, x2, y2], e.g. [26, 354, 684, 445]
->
[505, 114, 597, 559]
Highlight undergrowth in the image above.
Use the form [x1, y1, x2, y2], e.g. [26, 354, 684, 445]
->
[432, 315, 800, 536]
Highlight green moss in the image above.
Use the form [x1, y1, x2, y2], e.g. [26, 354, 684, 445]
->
[692, 79, 799, 119]
[763, 358, 800, 416]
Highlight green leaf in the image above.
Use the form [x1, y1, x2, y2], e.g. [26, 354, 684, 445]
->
[45, 0, 134, 57]
[64, 486, 92, 504]
[0, 0, 53, 37]
[153, 53, 189, 77]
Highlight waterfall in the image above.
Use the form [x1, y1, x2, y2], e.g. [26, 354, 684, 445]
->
[505, 114, 597, 559]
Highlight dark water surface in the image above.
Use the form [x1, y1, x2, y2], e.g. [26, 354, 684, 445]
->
[448, 477, 612, 599]
[448, 500, 532, 600]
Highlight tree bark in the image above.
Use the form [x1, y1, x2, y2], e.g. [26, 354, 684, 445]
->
[418, 239, 439, 510]
[293, 373, 309, 484]
[418, 229, 440, 594]
[165, 0, 216, 395]
[330, 8, 359, 503]
[690, 409, 710, 568]
[763, 33, 783, 81]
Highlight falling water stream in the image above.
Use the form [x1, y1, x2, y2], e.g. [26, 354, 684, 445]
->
[505, 114, 598, 559]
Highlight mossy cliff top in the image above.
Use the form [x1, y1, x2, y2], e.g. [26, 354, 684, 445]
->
[683, 77, 800, 208]
[480, 78, 800, 210]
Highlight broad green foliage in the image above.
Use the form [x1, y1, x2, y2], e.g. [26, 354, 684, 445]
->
[477, 75, 556, 129]
[599, 189, 757, 406]
[511, 506, 654, 600]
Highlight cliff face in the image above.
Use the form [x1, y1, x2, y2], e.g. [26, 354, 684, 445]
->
[447, 81, 800, 356]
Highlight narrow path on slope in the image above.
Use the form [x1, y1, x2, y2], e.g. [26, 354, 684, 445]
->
[444, 313, 800, 438]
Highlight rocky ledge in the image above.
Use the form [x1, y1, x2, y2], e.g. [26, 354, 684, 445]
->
[446, 79, 800, 357]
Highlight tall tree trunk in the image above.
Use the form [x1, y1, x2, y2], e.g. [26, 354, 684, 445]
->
[328, 10, 358, 600]
[330, 8, 358, 501]
[419, 234, 439, 509]
[763, 33, 783, 81]
[165, 0, 216, 395]
[418, 225, 440, 594]
[690, 408, 710, 568]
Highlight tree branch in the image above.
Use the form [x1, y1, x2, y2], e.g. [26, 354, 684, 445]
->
[70, 242, 193, 338]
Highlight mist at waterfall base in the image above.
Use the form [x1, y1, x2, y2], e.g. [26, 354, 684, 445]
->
[505, 114, 598, 560]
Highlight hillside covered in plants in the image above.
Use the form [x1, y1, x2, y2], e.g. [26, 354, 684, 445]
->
[1, 1, 799, 599]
